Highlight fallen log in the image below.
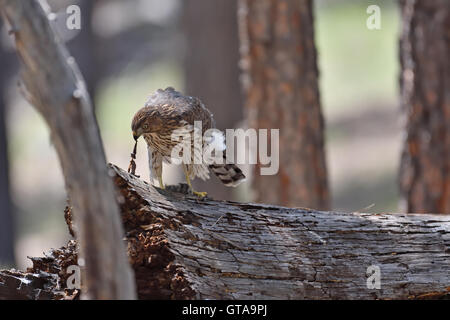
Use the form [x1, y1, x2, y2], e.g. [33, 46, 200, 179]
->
[1, 164, 450, 299]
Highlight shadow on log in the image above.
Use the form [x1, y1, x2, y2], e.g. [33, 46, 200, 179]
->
[1, 164, 450, 300]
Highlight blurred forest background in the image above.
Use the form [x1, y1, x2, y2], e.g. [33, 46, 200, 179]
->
[0, 0, 401, 269]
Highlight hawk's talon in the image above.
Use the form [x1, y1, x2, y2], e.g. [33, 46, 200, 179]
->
[192, 191, 207, 198]
[158, 175, 165, 189]
[182, 164, 206, 198]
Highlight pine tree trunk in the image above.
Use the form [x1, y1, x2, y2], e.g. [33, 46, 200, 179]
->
[237, 0, 329, 209]
[182, 0, 244, 200]
[399, 0, 450, 213]
[0, 39, 15, 267]
[66, 0, 98, 99]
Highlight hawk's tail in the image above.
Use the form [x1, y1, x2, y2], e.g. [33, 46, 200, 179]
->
[209, 163, 246, 187]
[205, 130, 245, 187]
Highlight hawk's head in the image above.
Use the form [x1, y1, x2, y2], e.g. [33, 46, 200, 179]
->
[131, 107, 163, 141]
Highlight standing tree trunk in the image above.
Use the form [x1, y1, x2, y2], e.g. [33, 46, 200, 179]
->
[183, 0, 244, 201]
[399, 0, 450, 213]
[0, 35, 15, 267]
[0, 0, 135, 299]
[237, 0, 329, 209]
[65, 0, 98, 99]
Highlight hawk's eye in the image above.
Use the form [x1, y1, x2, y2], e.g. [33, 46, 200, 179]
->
[142, 124, 149, 130]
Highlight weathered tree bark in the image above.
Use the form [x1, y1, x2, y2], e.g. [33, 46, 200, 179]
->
[237, 0, 329, 209]
[0, 0, 135, 299]
[399, 0, 450, 213]
[2, 164, 449, 300]
[183, 0, 244, 200]
[0, 34, 15, 267]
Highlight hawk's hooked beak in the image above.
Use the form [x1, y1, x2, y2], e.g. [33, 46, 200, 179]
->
[133, 131, 139, 141]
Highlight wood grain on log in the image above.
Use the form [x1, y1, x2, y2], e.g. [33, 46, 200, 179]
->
[4, 164, 449, 300]
[112, 165, 450, 299]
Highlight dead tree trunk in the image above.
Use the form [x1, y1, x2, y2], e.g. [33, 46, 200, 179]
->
[399, 0, 450, 213]
[2, 164, 449, 300]
[0, 0, 135, 299]
[237, 0, 329, 209]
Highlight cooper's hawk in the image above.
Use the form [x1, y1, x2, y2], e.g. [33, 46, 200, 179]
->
[131, 87, 245, 197]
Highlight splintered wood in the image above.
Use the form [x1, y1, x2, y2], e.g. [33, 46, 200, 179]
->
[127, 141, 139, 177]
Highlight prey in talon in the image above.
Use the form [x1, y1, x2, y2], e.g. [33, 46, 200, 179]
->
[131, 87, 246, 198]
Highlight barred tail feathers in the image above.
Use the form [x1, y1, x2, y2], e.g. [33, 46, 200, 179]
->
[205, 129, 245, 187]
[209, 163, 246, 187]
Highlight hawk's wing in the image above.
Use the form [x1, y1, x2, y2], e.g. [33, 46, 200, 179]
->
[145, 87, 215, 133]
